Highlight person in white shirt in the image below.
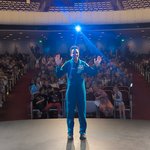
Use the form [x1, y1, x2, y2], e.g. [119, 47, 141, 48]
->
[112, 86, 126, 119]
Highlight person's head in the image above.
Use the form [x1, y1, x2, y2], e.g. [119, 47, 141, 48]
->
[113, 86, 119, 93]
[92, 84, 98, 93]
[88, 87, 93, 93]
[70, 45, 79, 62]
[44, 80, 49, 87]
[98, 88, 105, 95]
[39, 88, 45, 95]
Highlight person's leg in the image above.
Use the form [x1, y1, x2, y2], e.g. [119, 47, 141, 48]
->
[107, 100, 114, 116]
[54, 103, 61, 115]
[43, 103, 53, 111]
[121, 103, 126, 119]
[118, 105, 122, 118]
[66, 87, 76, 136]
[77, 87, 87, 136]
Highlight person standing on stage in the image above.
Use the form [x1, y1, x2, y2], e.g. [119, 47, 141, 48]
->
[55, 45, 102, 140]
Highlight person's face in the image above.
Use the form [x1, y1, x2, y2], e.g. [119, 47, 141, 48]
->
[44, 80, 49, 86]
[113, 87, 118, 93]
[70, 49, 79, 61]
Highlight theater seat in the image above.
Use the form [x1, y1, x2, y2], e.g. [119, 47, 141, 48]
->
[86, 101, 100, 118]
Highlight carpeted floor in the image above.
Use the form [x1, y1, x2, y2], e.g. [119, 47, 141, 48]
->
[132, 70, 150, 120]
[0, 70, 35, 121]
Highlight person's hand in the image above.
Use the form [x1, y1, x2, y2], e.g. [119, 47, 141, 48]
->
[55, 54, 62, 66]
[94, 56, 102, 67]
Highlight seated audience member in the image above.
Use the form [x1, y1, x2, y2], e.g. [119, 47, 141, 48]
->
[49, 76, 59, 88]
[30, 82, 39, 97]
[112, 86, 126, 119]
[0, 80, 5, 107]
[44, 90, 62, 118]
[32, 88, 47, 118]
[35, 57, 41, 69]
[94, 88, 114, 117]
[86, 87, 95, 100]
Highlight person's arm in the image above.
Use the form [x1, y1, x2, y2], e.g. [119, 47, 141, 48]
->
[84, 56, 102, 76]
[55, 54, 68, 78]
[84, 62, 97, 76]
[118, 91, 123, 101]
[112, 93, 116, 100]
[56, 61, 68, 78]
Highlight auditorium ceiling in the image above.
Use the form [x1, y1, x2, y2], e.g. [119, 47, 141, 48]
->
[0, 0, 150, 12]
[0, 0, 150, 42]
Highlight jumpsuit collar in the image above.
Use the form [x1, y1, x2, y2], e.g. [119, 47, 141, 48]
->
[71, 58, 81, 65]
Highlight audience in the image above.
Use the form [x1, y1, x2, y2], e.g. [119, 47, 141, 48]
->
[1, 42, 150, 120]
[29, 52, 133, 119]
[0, 53, 30, 108]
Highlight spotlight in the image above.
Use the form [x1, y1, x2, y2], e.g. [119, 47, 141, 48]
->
[39, 40, 42, 43]
[121, 39, 125, 42]
[75, 25, 81, 32]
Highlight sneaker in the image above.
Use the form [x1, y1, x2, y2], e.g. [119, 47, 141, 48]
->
[68, 135, 73, 140]
[80, 134, 86, 140]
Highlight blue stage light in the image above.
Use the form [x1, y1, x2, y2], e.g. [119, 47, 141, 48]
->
[39, 40, 42, 43]
[121, 39, 125, 42]
[75, 25, 81, 32]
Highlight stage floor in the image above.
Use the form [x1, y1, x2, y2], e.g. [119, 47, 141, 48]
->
[0, 119, 150, 150]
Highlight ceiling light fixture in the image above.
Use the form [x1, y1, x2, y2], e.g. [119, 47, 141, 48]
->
[75, 25, 81, 32]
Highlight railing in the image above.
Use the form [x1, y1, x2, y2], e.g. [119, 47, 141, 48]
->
[132, 61, 150, 84]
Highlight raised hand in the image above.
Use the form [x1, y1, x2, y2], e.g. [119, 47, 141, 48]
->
[94, 56, 102, 67]
[55, 54, 62, 66]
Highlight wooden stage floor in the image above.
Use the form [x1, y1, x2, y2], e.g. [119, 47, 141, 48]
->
[0, 119, 150, 150]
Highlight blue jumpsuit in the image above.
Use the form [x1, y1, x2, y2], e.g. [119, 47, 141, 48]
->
[56, 58, 97, 136]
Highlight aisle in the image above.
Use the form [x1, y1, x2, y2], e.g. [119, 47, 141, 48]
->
[132, 70, 150, 120]
[0, 70, 35, 121]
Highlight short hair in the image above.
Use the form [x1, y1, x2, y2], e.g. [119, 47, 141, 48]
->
[70, 45, 79, 52]
[113, 85, 119, 91]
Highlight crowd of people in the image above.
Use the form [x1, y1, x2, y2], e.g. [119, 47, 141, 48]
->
[29, 49, 133, 119]
[0, 48, 136, 119]
[0, 53, 30, 108]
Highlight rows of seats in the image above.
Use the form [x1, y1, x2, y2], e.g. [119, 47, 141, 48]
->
[103, 86, 132, 119]
[49, 1, 113, 12]
[30, 52, 133, 119]
[132, 58, 150, 84]
[1, 0, 150, 12]
[122, 0, 150, 10]
[29, 47, 133, 119]
[65, 85, 133, 119]
[30, 86, 132, 119]
[0, 1, 40, 11]
[0, 53, 30, 108]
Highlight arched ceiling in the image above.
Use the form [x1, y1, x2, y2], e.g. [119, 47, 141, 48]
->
[0, 0, 150, 12]
[0, 0, 150, 44]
